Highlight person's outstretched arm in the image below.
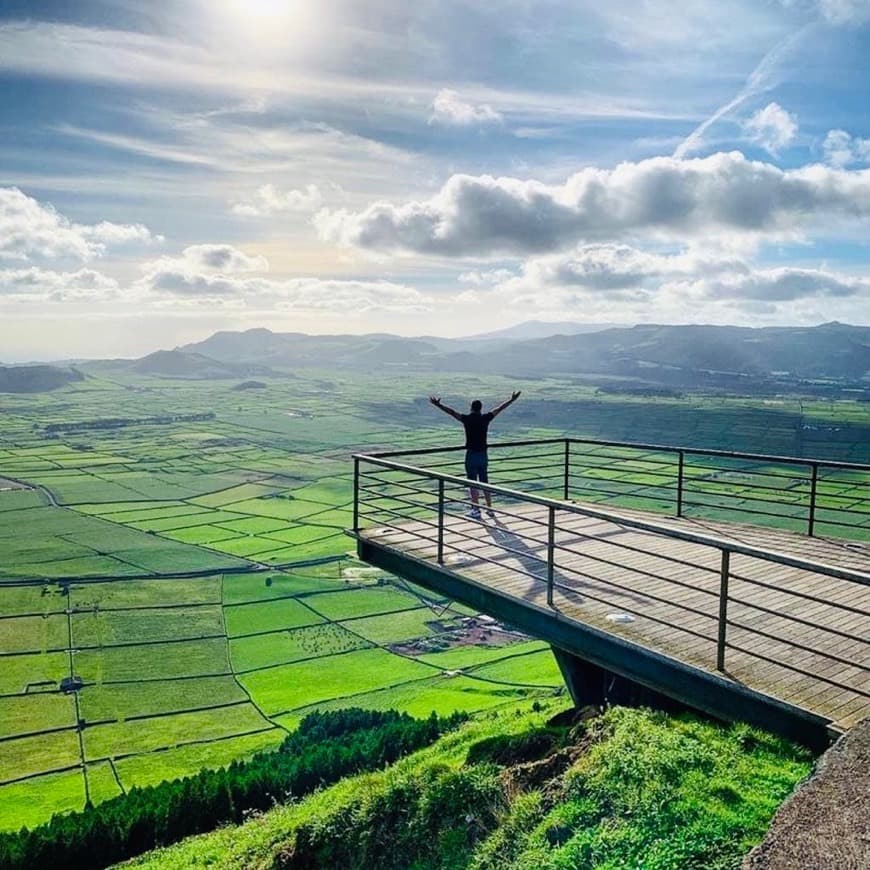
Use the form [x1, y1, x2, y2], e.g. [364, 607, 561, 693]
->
[429, 396, 463, 421]
[488, 390, 521, 418]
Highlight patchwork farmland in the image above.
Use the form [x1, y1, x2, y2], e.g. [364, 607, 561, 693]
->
[2, 366, 870, 830]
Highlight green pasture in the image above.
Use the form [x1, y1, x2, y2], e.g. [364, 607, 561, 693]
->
[72, 606, 225, 648]
[0, 652, 69, 695]
[229, 623, 372, 672]
[0, 614, 68, 653]
[0, 731, 81, 783]
[79, 676, 248, 722]
[69, 576, 222, 609]
[73, 637, 231, 683]
[341, 607, 457, 645]
[221, 570, 348, 605]
[0, 769, 87, 833]
[0, 694, 77, 737]
[276, 672, 551, 731]
[223, 597, 322, 637]
[303, 586, 425, 620]
[82, 704, 273, 760]
[111, 729, 285, 791]
[238, 647, 436, 716]
[84, 761, 124, 806]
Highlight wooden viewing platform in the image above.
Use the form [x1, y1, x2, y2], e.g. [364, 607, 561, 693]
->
[351, 438, 870, 748]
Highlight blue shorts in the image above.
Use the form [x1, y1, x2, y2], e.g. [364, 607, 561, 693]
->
[465, 450, 488, 482]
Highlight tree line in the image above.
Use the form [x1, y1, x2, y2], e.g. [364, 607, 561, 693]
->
[0, 708, 466, 870]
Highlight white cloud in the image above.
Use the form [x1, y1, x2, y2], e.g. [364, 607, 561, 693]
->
[480, 243, 870, 313]
[137, 241, 429, 311]
[0, 267, 119, 301]
[779, 0, 870, 23]
[231, 184, 323, 217]
[0, 187, 159, 263]
[141, 267, 430, 312]
[317, 152, 870, 258]
[743, 102, 797, 155]
[673, 27, 808, 159]
[270, 279, 432, 313]
[672, 267, 870, 301]
[458, 268, 517, 286]
[822, 129, 870, 168]
[145, 244, 269, 276]
[815, 0, 870, 24]
[429, 89, 502, 126]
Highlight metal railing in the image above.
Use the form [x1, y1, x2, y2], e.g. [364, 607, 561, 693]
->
[357, 437, 870, 540]
[352, 439, 870, 713]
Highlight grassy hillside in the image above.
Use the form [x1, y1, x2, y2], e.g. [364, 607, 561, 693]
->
[123, 702, 813, 870]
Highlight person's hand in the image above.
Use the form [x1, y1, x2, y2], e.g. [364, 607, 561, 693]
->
[429, 396, 441, 406]
[511, 390, 521, 401]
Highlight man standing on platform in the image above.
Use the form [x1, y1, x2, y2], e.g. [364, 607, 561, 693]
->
[429, 391, 521, 519]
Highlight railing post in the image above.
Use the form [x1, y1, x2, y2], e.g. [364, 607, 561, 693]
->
[437, 478, 445, 565]
[353, 457, 360, 533]
[547, 505, 556, 606]
[563, 440, 570, 501]
[676, 450, 685, 517]
[808, 462, 818, 537]
[716, 549, 730, 671]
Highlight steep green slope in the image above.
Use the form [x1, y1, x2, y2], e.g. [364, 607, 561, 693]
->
[124, 703, 812, 870]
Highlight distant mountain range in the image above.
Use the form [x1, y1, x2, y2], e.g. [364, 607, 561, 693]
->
[5, 321, 869, 394]
[168, 321, 870, 389]
[464, 320, 621, 341]
[446, 322, 870, 383]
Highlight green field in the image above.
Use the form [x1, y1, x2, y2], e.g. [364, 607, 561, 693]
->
[1, 367, 869, 832]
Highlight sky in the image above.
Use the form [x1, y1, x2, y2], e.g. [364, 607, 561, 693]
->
[2, 0, 870, 361]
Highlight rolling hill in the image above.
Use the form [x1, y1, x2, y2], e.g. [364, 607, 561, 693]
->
[0, 364, 85, 393]
[131, 349, 273, 379]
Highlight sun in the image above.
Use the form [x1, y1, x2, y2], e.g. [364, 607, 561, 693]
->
[224, 0, 306, 31]
[210, 0, 323, 60]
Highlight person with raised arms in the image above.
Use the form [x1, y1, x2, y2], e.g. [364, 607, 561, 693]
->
[429, 391, 521, 519]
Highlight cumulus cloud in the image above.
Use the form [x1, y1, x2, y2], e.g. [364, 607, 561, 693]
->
[429, 89, 502, 126]
[483, 242, 870, 310]
[137, 241, 430, 311]
[139, 244, 270, 302]
[743, 103, 797, 155]
[145, 244, 269, 277]
[674, 267, 870, 301]
[142, 268, 430, 312]
[231, 183, 323, 217]
[316, 152, 870, 258]
[822, 129, 870, 168]
[0, 266, 119, 301]
[0, 187, 160, 262]
[510, 244, 727, 292]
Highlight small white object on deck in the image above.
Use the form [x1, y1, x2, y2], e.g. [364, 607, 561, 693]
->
[606, 612, 635, 624]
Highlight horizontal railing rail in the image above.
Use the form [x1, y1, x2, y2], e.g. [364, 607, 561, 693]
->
[352, 445, 870, 716]
[358, 436, 870, 540]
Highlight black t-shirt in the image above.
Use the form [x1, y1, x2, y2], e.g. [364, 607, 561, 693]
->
[460, 411, 494, 451]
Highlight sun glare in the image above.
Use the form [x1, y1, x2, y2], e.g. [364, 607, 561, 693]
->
[212, 0, 322, 58]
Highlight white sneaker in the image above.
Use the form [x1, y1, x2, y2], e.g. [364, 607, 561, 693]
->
[467, 508, 481, 520]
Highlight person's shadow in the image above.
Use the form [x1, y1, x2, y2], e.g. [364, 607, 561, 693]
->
[482, 510, 650, 610]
